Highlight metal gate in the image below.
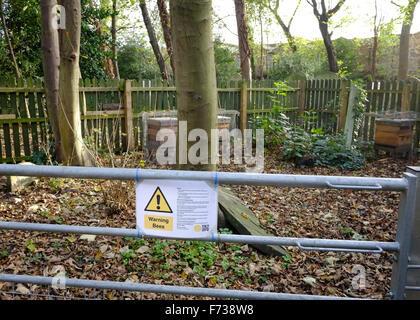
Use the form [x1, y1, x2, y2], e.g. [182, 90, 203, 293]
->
[0, 164, 419, 300]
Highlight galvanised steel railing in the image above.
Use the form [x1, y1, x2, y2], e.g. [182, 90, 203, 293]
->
[0, 164, 419, 300]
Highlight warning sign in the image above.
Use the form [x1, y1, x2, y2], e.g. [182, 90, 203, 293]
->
[136, 179, 217, 240]
[144, 215, 173, 231]
[144, 187, 173, 213]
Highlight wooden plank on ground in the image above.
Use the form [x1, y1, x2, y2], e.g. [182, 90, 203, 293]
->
[218, 187, 286, 256]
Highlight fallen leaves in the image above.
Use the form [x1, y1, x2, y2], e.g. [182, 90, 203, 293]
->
[303, 276, 317, 287]
[0, 155, 417, 300]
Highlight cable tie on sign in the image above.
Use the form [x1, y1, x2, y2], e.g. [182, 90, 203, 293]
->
[214, 171, 218, 190]
[137, 228, 141, 239]
[211, 232, 215, 243]
[136, 168, 140, 183]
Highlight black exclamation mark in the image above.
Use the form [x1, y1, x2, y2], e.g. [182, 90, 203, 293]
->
[157, 195, 161, 210]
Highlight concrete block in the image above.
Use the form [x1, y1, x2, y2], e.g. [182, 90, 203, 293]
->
[6, 162, 38, 192]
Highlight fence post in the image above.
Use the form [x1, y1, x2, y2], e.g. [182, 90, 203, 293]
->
[344, 83, 359, 148]
[401, 82, 411, 112]
[390, 169, 419, 299]
[240, 81, 248, 135]
[404, 167, 420, 300]
[338, 80, 349, 131]
[123, 80, 134, 152]
[80, 88, 88, 136]
[297, 80, 306, 116]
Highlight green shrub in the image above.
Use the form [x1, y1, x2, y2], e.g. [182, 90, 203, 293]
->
[251, 81, 366, 171]
[313, 134, 365, 171]
[282, 127, 312, 160]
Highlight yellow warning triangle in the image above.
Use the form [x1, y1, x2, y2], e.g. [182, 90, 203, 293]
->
[144, 187, 173, 213]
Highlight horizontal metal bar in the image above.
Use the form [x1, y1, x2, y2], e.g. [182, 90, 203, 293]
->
[0, 274, 359, 300]
[0, 221, 400, 252]
[326, 182, 383, 191]
[297, 242, 384, 254]
[405, 286, 420, 291]
[0, 164, 408, 191]
[408, 265, 420, 269]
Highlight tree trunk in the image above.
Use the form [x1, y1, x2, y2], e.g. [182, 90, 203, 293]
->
[371, 31, 378, 81]
[157, 0, 175, 77]
[171, 0, 217, 171]
[319, 20, 339, 73]
[398, 0, 419, 80]
[58, 0, 92, 166]
[309, 0, 345, 74]
[234, 0, 252, 81]
[270, 11, 297, 52]
[140, 0, 168, 81]
[0, 0, 20, 79]
[112, 0, 120, 79]
[40, 0, 64, 161]
[282, 25, 297, 53]
[264, 0, 301, 52]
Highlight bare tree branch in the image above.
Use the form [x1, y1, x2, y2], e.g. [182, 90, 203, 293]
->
[288, 0, 302, 29]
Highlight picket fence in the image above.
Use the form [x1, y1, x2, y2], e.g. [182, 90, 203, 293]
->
[0, 78, 419, 163]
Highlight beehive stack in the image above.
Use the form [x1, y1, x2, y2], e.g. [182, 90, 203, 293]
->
[374, 119, 415, 148]
[147, 117, 178, 154]
[146, 116, 234, 155]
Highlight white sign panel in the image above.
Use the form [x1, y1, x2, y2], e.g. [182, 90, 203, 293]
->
[136, 179, 218, 240]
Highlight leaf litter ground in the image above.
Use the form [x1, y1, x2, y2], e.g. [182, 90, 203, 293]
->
[0, 155, 418, 300]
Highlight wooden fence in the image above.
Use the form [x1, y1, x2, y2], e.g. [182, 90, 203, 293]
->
[0, 78, 419, 163]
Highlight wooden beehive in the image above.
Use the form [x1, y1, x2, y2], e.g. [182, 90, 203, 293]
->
[147, 117, 178, 152]
[374, 119, 415, 148]
[146, 116, 233, 153]
[218, 116, 231, 131]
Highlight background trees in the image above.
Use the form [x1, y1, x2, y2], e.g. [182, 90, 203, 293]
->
[0, 0, 418, 84]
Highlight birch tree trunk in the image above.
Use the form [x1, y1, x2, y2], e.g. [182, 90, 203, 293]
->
[58, 0, 92, 166]
[41, 0, 63, 161]
[171, 0, 217, 171]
